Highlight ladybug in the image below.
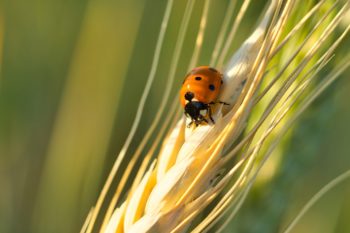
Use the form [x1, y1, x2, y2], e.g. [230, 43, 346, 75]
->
[180, 66, 226, 127]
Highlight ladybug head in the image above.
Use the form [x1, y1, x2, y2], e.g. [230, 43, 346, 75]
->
[184, 100, 208, 124]
[184, 91, 194, 102]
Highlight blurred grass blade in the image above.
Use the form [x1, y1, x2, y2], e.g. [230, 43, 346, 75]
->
[217, 0, 252, 68]
[210, 0, 237, 66]
[188, 0, 211, 69]
[283, 169, 350, 233]
[32, 1, 144, 232]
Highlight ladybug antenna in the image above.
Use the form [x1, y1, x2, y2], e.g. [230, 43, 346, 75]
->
[185, 92, 194, 102]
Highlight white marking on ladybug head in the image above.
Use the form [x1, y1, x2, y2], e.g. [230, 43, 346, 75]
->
[185, 98, 199, 105]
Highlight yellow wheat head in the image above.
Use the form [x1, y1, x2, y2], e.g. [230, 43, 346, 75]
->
[81, 0, 350, 232]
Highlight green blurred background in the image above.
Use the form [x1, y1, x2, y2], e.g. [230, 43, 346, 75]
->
[0, 0, 349, 233]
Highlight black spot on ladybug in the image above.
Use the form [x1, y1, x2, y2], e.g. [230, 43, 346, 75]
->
[241, 79, 247, 86]
[209, 84, 215, 91]
[221, 80, 223, 84]
[195, 76, 202, 81]
[209, 67, 218, 73]
[185, 92, 194, 101]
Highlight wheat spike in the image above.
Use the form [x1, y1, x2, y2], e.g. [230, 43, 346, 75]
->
[82, 0, 350, 232]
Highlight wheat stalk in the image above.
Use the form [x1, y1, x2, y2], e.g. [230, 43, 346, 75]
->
[81, 0, 350, 232]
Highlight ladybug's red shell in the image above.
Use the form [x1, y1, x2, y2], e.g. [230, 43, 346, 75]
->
[180, 66, 223, 107]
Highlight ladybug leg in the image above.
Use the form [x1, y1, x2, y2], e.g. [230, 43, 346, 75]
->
[208, 106, 215, 124]
[185, 112, 196, 128]
[197, 115, 208, 125]
[195, 121, 200, 127]
[219, 101, 229, 105]
[187, 120, 194, 128]
[209, 101, 229, 106]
